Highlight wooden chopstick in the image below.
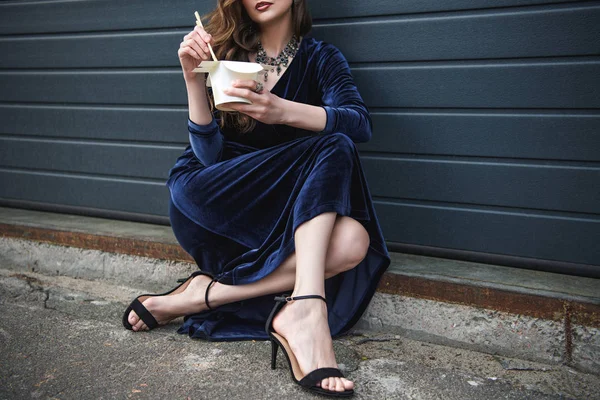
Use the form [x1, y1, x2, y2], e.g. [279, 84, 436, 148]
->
[195, 11, 218, 62]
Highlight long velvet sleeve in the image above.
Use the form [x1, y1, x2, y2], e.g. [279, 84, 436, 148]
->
[317, 44, 372, 143]
[188, 118, 223, 166]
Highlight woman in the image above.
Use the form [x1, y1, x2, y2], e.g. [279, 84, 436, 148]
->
[123, 0, 390, 396]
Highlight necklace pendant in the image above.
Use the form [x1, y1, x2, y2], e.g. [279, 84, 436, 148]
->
[256, 35, 299, 80]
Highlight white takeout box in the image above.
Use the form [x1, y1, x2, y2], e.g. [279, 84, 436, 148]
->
[193, 61, 264, 112]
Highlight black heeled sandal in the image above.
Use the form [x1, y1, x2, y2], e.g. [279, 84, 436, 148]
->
[265, 294, 354, 398]
[122, 270, 218, 330]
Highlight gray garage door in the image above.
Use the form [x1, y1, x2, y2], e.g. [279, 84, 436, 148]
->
[1, 0, 599, 275]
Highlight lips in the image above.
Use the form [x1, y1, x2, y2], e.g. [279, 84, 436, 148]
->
[255, 2, 273, 11]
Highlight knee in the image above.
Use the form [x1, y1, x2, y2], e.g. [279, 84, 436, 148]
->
[317, 133, 356, 161]
[328, 133, 356, 154]
[169, 199, 186, 234]
[329, 219, 370, 273]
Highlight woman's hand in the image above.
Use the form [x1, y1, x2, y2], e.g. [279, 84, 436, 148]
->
[223, 80, 288, 125]
[178, 26, 213, 81]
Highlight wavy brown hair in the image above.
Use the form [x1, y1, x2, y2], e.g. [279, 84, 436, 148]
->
[204, 0, 312, 133]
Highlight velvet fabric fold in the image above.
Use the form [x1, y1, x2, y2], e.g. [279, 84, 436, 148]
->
[166, 37, 390, 341]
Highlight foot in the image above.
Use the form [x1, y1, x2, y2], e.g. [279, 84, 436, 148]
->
[128, 274, 214, 331]
[272, 297, 354, 393]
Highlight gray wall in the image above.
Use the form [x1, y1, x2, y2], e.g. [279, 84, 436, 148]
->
[1, 0, 599, 271]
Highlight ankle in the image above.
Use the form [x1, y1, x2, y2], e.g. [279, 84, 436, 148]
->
[205, 281, 227, 309]
[290, 289, 325, 299]
[284, 298, 327, 318]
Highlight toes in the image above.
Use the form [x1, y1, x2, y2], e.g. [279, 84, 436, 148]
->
[322, 376, 348, 392]
[337, 377, 345, 392]
[328, 377, 336, 392]
[128, 311, 148, 332]
[133, 319, 145, 331]
[341, 377, 354, 390]
[128, 311, 139, 326]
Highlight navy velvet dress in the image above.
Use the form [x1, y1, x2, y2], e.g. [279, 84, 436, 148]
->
[166, 37, 390, 341]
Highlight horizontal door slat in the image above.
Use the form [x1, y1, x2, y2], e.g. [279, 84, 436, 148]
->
[0, 170, 168, 216]
[0, 0, 212, 35]
[0, 105, 188, 143]
[0, 139, 184, 180]
[3, 106, 598, 162]
[1, 61, 598, 108]
[313, 5, 600, 63]
[375, 201, 600, 265]
[0, 31, 183, 69]
[308, 0, 583, 19]
[0, 71, 186, 105]
[3, 5, 599, 68]
[0, 105, 600, 161]
[0, 0, 583, 35]
[2, 170, 597, 265]
[4, 134, 598, 214]
[354, 61, 600, 108]
[359, 112, 600, 161]
[363, 158, 600, 214]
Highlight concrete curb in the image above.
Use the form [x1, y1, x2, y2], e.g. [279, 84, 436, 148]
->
[2, 235, 598, 375]
[3, 269, 599, 399]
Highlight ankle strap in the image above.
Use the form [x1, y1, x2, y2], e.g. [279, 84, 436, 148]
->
[205, 278, 219, 311]
[274, 294, 326, 303]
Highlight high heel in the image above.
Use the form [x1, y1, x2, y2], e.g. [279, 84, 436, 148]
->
[271, 340, 279, 370]
[265, 295, 354, 397]
[122, 270, 217, 330]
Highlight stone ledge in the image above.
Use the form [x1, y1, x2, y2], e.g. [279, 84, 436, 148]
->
[1, 206, 599, 373]
[0, 222, 192, 263]
[379, 265, 600, 327]
[1, 206, 598, 328]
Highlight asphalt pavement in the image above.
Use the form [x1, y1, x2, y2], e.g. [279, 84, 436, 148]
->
[1, 269, 598, 400]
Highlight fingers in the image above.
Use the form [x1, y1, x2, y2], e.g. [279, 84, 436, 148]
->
[180, 26, 213, 62]
[223, 86, 261, 102]
[183, 26, 212, 49]
[231, 79, 261, 91]
[181, 39, 205, 61]
[223, 81, 278, 122]
[193, 25, 213, 44]
[178, 46, 202, 63]
[225, 79, 267, 99]
[223, 102, 263, 117]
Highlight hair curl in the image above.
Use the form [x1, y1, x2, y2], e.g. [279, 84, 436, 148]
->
[204, 0, 312, 133]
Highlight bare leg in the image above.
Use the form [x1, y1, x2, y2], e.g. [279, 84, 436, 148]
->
[128, 214, 368, 328]
[129, 215, 368, 391]
[137, 213, 358, 392]
[130, 213, 365, 391]
[271, 213, 354, 392]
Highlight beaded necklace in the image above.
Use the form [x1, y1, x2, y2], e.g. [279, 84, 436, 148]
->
[255, 35, 299, 82]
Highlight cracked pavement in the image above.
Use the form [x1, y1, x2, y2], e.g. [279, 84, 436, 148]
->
[1, 269, 599, 400]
